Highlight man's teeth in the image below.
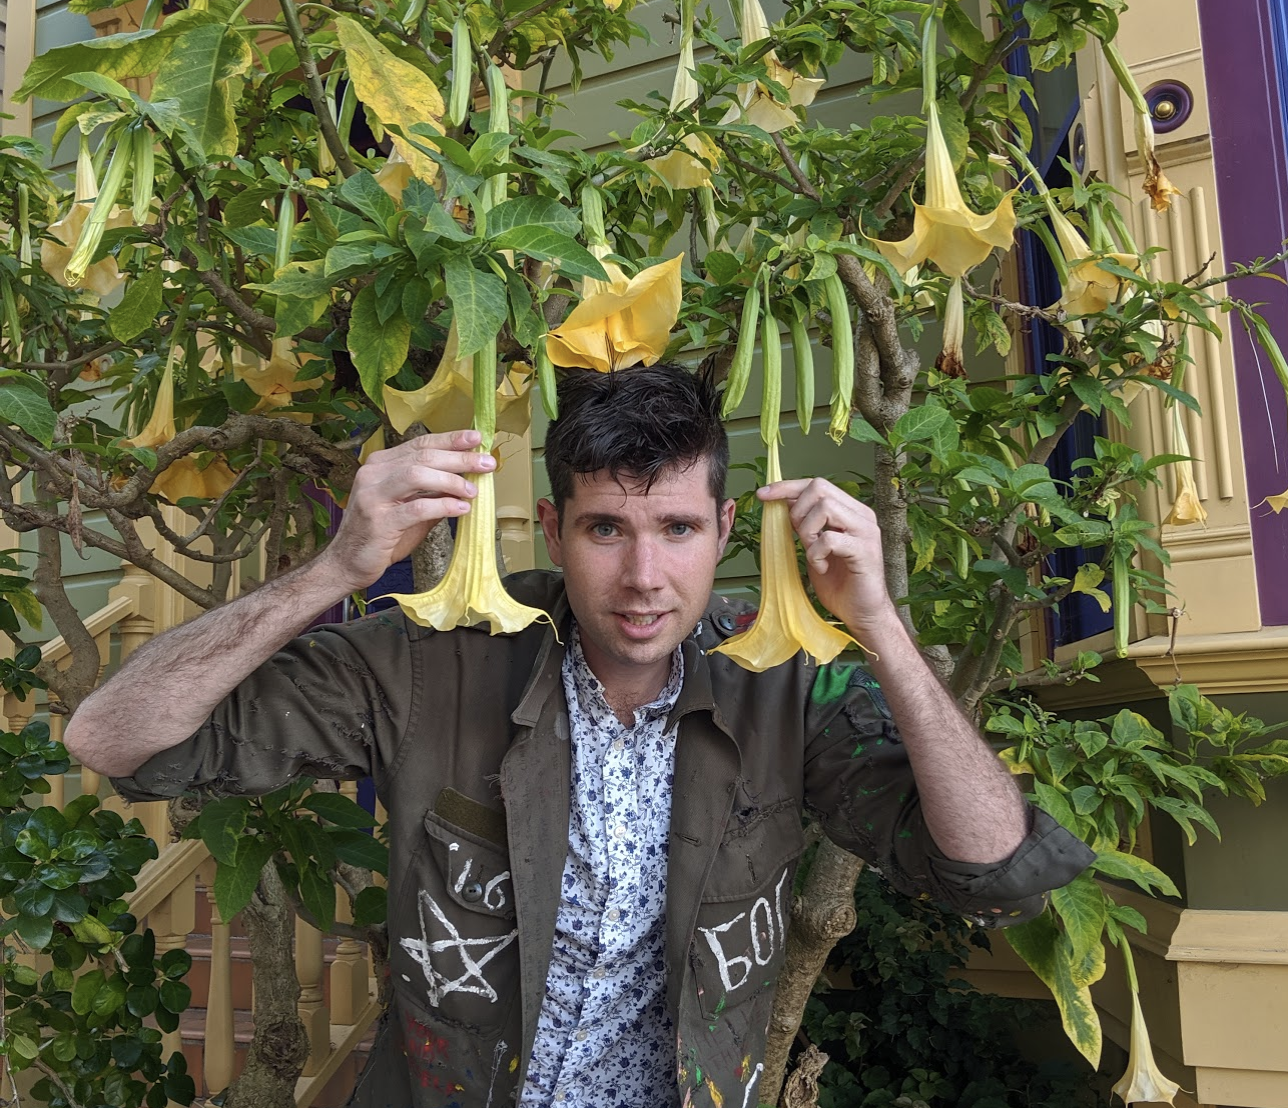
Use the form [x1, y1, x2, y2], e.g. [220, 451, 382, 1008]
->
[624, 614, 660, 625]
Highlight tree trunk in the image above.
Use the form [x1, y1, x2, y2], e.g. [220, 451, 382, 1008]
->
[224, 865, 310, 1108]
[411, 519, 454, 591]
[760, 836, 865, 1107]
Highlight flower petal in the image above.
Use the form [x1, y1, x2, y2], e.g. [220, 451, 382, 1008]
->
[385, 466, 552, 635]
[710, 444, 859, 672]
[1112, 992, 1182, 1106]
[548, 254, 684, 372]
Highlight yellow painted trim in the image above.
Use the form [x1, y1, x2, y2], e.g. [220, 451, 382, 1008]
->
[1, 0, 36, 137]
[1167, 909, 1288, 966]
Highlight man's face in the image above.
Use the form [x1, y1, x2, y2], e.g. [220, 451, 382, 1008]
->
[537, 461, 735, 696]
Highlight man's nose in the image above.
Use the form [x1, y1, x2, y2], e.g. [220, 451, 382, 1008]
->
[622, 538, 664, 590]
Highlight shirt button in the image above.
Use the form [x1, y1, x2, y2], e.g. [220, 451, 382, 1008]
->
[611, 739, 624, 752]
[593, 966, 607, 979]
[613, 823, 626, 839]
[575, 1030, 588, 1041]
[555, 1091, 567, 1102]
[606, 908, 620, 922]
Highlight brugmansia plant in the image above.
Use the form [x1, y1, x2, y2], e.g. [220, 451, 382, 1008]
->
[4, 0, 1288, 1104]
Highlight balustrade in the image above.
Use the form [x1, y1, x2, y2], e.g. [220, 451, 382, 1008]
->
[6, 571, 382, 1106]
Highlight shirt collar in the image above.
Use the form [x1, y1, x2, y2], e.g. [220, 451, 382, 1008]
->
[564, 622, 684, 730]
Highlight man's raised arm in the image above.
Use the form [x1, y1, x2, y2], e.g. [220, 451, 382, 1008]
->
[63, 430, 494, 778]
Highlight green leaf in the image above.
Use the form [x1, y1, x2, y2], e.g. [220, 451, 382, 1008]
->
[490, 227, 607, 281]
[15, 911, 53, 949]
[197, 796, 250, 866]
[109, 267, 165, 344]
[339, 171, 397, 228]
[443, 255, 507, 360]
[848, 417, 887, 446]
[353, 885, 387, 926]
[347, 286, 410, 402]
[72, 969, 106, 1016]
[246, 259, 333, 298]
[942, 0, 991, 64]
[487, 196, 579, 238]
[328, 828, 389, 874]
[1005, 913, 1102, 1067]
[151, 22, 252, 158]
[0, 384, 57, 448]
[15, 29, 171, 103]
[1033, 780, 1079, 834]
[299, 864, 335, 933]
[301, 792, 376, 828]
[1049, 872, 1107, 971]
[892, 406, 957, 455]
[1068, 372, 1104, 415]
[159, 978, 192, 1015]
[1093, 849, 1179, 897]
[213, 837, 274, 920]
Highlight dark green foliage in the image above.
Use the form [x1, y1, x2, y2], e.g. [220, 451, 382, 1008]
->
[801, 868, 1101, 1108]
[0, 720, 194, 1107]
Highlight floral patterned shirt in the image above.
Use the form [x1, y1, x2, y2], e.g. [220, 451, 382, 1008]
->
[518, 624, 685, 1108]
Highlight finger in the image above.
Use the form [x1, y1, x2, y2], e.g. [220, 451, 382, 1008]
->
[403, 429, 484, 454]
[388, 495, 473, 532]
[384, 465, 481, 504]
[758, 477, 814, 502]
[405, 447, 497, 475]
[793, 503, 835, 547]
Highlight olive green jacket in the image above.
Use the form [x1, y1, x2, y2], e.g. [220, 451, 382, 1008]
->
[114, 571, 1092, 1108]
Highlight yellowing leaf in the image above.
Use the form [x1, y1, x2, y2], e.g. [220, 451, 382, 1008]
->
[336, 17, 444, 183]
[1071, 563, 1112, 613]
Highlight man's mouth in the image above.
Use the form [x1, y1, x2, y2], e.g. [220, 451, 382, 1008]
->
[621, 613, 663, 626]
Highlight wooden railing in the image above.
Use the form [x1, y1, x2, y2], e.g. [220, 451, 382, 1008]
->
[8, 568, 383, 1106]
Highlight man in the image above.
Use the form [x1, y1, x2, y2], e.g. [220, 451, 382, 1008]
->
[66, 364, 1092, 1108]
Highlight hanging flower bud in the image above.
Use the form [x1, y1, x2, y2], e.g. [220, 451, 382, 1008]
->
[719, 0, 823, 133]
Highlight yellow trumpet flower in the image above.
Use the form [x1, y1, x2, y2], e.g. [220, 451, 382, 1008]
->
[935, 277, 966, 378]
[645, 37, 720, 190]
[1163, 407, 1207, 528]
[1045, 202, 1140, 317]
[123, 355, 237, 504]
[374, 146, 414, 202]
[1255, 489, 1288, 514]
[385, 460, 552, 635]
[233, 338, 325, 421]
[1112, 990, 1182, 1105]
[1113, 942, 1182, 1107]
[1100, 41, 1180, 213]
[41, 139, 131, 299]
[383, 325, 532, 436]
[546, 253, 684, 373]
[719, 0, 823, 133]
[710, 442, 860, 672]
[873, 98, 1015, 279]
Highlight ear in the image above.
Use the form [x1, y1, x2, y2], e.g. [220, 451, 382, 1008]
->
[536, 497, 563, 566]
[715, 497, 736, 558]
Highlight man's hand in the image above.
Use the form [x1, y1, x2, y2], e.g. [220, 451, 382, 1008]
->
[758, 477, 895, 637]
[318, 430, 496, 594]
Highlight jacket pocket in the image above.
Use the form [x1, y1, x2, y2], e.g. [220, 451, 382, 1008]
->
[388, 810, 520, 1034]
[691, 802, 807, 1021]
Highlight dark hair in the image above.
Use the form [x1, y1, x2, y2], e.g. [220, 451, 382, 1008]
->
[544, 364, 729, 518]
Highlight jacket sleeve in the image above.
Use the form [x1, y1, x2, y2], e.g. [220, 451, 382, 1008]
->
[111, 611, 419, 802]
[801, 662, 1094, 927]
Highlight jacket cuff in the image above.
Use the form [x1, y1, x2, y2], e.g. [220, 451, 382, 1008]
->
[926, 807, 1096, 926]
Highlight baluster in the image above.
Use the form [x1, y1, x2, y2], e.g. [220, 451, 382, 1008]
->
[332, 782, 372, 1025]
[295, 914, 329, 1076]
[46, 706, 66, 810]
[203, 868, 236, 1097]
[150, 871, 197, 1100]
[330, 884, 369, 1027]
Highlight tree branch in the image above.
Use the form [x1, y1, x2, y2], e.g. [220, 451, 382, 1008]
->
[278, 0, 358, 178]
[772, 132, 821, 202]
[31, 503, 101, 713]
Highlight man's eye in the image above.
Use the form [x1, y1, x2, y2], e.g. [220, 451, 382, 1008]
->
[669, 523, 692, 536]
[592, 523, 616, 538]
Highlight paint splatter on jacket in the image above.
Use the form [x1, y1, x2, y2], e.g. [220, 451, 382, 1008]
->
[113, 571, 1094, 1108]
